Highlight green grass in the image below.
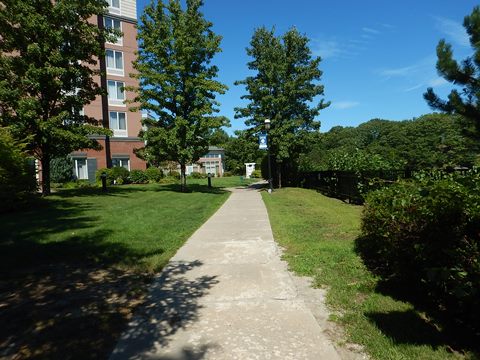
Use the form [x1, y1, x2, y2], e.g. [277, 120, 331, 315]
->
[262, 188, 474, 360]
[2, 183, 230, 274]
[0, 183, 231, 359]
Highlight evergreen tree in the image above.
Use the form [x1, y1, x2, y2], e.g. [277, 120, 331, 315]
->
[0, 0, 113, 195]
[235, 27, 329, 187]
[133, 0, 228, 191]
[424, 6, 480, 134]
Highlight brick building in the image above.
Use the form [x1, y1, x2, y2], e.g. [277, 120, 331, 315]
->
[71, 0, 146, 182]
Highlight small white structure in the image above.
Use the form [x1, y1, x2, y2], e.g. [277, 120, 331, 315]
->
[245, 163, 256, 178]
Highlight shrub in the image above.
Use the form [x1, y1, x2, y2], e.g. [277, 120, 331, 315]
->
[168, 170, 180, 179]
[130, 169, 148, 184]
[189, 171, 206, 179]
[96, 167, 130, 185]
[145, 167, 163, 183]
[0, 127, 36, 212]
[357, 171, 480, 329]
[251, 169, 262, 178]
[50, 156, 74, 183]
[223, 171, 233, 177]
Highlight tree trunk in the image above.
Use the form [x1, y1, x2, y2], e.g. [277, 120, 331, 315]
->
[180, 163, 187, 192]
[41, 155, 51, 196]
[277, 164, 282, 189]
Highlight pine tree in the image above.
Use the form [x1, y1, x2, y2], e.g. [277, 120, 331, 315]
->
[235, 27, 329, 187]
[424, 6, 480, 134]
[0, 0, 113, 195]
[132, 0, 228, 191]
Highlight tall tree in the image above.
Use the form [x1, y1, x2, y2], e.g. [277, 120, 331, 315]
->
[133, 0, 228, 191]
[0, 0, 113, 195]
[424, 6, 480, 134]
[235, 27, 329, 187]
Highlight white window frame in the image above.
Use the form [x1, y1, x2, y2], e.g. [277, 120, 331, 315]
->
[109, 111, 127, 137]
[74, 158, 88, 180]
[112, 157, 130, 170]
[106, 49, 124, 76]
[107, 0, 121, 15]
[107, 80, 125, 106]
[104, 16, 123, 46]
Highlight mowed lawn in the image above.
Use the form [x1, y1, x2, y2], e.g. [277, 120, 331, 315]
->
[0, 183, 231, 359]
[262, 188, 475, 360]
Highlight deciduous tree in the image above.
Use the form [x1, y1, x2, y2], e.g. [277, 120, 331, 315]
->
[133, 0, 228, 191]
[0, 0, 113, 195]
[235, 27, 329, 187]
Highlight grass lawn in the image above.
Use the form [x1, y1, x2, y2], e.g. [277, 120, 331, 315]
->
[0, 183, 230, 359]
[262, 188, 476, 360]
[185, 175, 259, 188]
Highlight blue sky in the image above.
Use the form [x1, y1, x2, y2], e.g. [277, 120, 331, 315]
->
[137, 0, 478, 134]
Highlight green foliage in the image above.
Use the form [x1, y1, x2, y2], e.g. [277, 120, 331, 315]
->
[144, 167, 163, 183]
[0, 127, 36, 211]
[188, 171, 206, 179]
[167, 170, 181, 180]
[358, 171, 480, 330]
[129, 169, 149, 184]
[235, 27, 329, 187]
[208, 128, 229, 147]
[250, 170, 262, 178]
[96, 167, 130, 185]
[424, 6, 480, 135]
[133, 0, 228, 191]
[50, 156, 74, 183]
[303, 114, 478, 171]
[0, 0, 113, 195]
[224, 130, 262, 175]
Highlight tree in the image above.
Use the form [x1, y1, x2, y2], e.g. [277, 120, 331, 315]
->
[224, 130, 263, 175]
[0, 0, 113, 195]
[235, 27, 329, 187]
[208, 128, 230, 147]
[424, 6, 480, 134]
[133, 0, 228, 191]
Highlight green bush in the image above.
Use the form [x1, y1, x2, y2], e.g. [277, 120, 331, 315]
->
[96, 167, 130, 185]
[250, 169, 262, 178]
[357, 171, 480, 329]
[50, 156, 74, 183]
[130, 169, 148, 184]
[189, 171, 206, 179]
[168, 170, 180, 179]
[145, 167, 163, 183]
[0, 127, 36, 211]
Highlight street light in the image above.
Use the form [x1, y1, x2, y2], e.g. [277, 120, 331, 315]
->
[264, 119, 273, 193]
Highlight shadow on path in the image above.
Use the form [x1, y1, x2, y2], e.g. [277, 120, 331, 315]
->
[111, 260, 218, 359]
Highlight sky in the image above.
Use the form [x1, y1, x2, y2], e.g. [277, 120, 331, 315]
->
[136, 0, 479, 134]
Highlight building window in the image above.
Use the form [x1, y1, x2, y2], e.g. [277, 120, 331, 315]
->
[109, 111, 127, 137]
[204, 161, 218, 175]
[104, 17, 123, 45]
[106, 50, 124, 76]
[74, 158, 88, 180]
[107, 0, 121, 15]
[112, 157, 130, 170]
[107, 80, 125, 106]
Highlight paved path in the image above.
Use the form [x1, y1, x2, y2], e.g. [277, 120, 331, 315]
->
[110, 186, 342, 360]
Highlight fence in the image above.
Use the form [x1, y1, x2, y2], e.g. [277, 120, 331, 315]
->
[299, 170, 413, 204]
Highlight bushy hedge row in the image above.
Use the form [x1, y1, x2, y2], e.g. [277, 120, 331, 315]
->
[95, 167, 164, 185]
[357, 171, 480, 329]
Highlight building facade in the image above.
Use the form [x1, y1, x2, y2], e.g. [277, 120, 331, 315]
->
[71, 0, 146, 181]
[185, 147, 225, 177]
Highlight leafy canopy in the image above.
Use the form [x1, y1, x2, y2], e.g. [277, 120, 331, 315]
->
[0, 0, 113, 195]
[133, 0, 228, 188]
[235, 27, 328, 186]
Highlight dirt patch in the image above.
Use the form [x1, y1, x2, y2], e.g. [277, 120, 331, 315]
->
[0, 263, 151, 360]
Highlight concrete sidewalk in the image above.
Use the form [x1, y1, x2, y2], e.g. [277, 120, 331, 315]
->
[110, 186, 343, 360]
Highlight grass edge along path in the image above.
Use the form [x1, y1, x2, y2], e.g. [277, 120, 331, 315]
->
[262, 188, 472, 360]
[0, 183, 231, 359]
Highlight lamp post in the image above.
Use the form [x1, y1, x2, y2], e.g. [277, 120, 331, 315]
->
[264, 118, 273, 193]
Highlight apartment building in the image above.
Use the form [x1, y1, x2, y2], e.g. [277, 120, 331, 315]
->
[185, 147, 226, 177]
[71, 0, 146, 181]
